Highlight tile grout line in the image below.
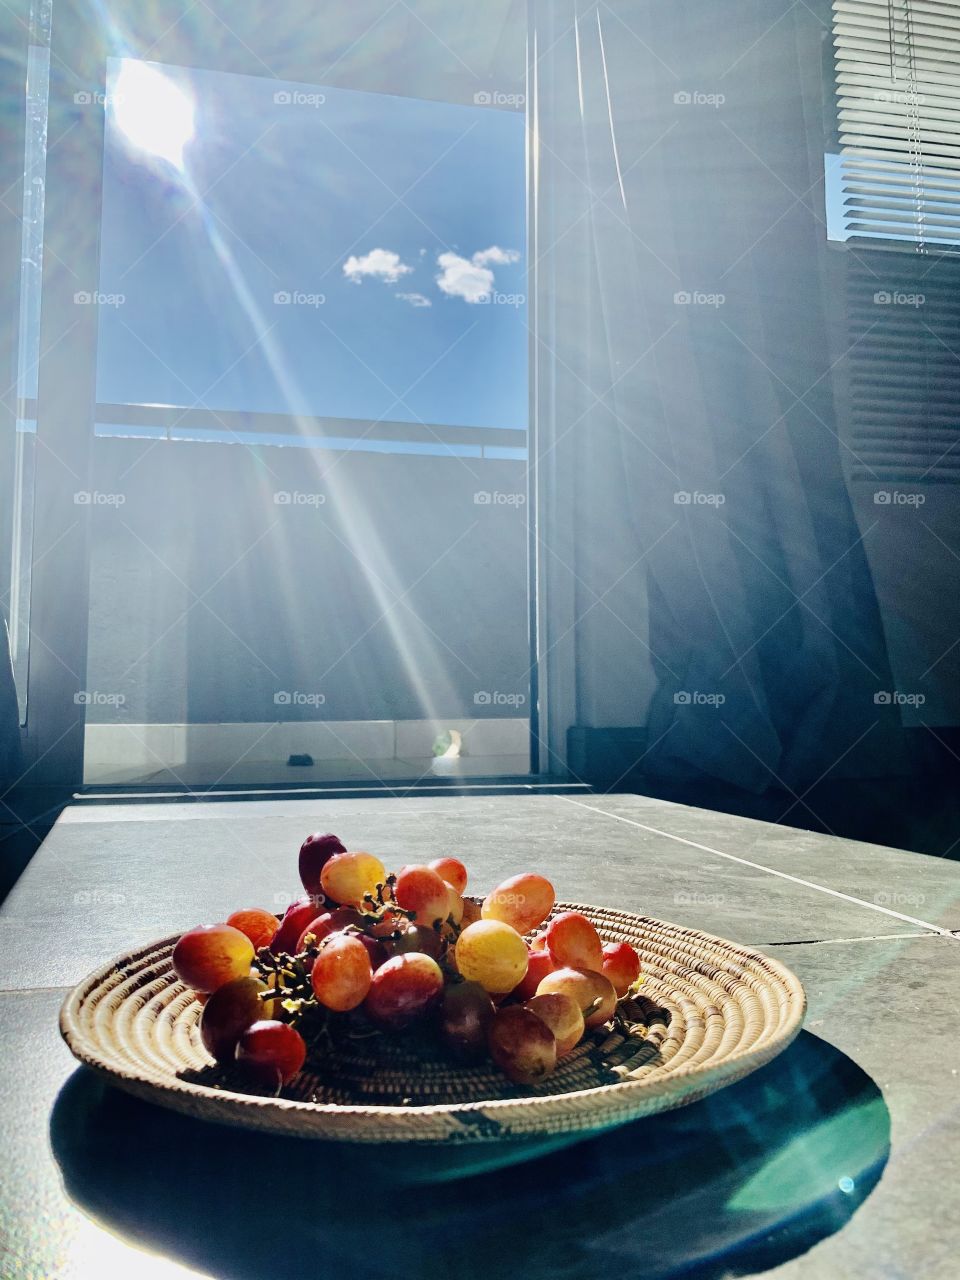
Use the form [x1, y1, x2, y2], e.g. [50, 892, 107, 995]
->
[559, 796, 960, 940]
[761, 930, 939, 947]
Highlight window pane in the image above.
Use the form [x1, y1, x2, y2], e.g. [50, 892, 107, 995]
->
[96, 60, 527, 433]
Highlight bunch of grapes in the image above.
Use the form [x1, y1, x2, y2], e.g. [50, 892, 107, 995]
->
[172, 833, 643, 1091]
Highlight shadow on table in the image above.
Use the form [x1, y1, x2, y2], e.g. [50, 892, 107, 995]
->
[51, 1030, 889, 1280]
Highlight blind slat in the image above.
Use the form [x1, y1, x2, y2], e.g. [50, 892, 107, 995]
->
[830, 0, 960, 250]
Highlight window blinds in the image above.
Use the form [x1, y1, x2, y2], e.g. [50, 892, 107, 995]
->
[828, 0, 960, 249]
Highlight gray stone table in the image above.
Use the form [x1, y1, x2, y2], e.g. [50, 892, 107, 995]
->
[1, 793, 958, 1279]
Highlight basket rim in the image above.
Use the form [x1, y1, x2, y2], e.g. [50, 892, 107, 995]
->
[59, 904, 806, 1132]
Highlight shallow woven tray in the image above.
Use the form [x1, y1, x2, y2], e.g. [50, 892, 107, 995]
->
[60, 903, 805, 1143]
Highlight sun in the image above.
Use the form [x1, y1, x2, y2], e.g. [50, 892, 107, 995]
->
[111, 59, 195, 171]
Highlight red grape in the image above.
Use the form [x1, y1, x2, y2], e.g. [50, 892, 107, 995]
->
[537, 967, 617, 1029]
[545, 912, 604, 972]
[488, 1006, 557, 1084]
[200, 976, 267, 1062]
[602, 941, 641, 996]
[357, 933, 388, 970]
[440, 981, 495, 1061]
[511, 947, 557, 1001]
[296, 912, 334, 950]
[226, 908, 279, 951]
[298, 832, 346, 895]
[456, 920, 528, 994]
[271, 899, 322, 955]
[523, 992, 584, 1057]
[320, 852, 386, 909]
[429, 856, 468, 894]
[311, 933, 373, 1011]
[383, 923, 444, 961]
[394, 865, 450, 925]
[482, 873, 556, 935]
[236, 1020, 306, 1085]
[172, 924, 255, 994]
[363, 953, 444, 1030]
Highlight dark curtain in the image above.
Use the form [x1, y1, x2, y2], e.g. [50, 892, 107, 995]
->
[536, 0, 910, 792]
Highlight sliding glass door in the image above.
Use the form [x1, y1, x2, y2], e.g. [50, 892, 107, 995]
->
[14, 0, 536, 788]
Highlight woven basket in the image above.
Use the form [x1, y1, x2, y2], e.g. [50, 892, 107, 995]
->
[60, 903, 805, 1143]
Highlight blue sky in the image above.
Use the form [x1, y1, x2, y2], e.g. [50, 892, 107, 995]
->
[96, 59, 527, 433]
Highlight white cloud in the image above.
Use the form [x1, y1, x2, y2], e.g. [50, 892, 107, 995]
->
[343, 248, 413, 285]
[436, 253, 494, 303]
[435, 245, 521, 304]
[473, 246, 521, 268]
[397, 292, 432, 308]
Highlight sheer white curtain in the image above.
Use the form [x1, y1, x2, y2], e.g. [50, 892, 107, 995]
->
[534, 0, 909, 790]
